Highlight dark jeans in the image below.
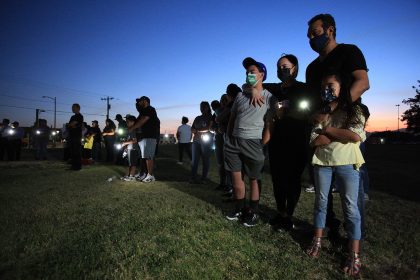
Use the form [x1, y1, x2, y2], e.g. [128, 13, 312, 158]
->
[215, 134, 230, 186]
[178, 142, 191, 162]
[104, 137, 115, 162]
[8, 139, 22, 161]
[69, 137, 82, 169]
[35, 139, 48, 160]
[92, 142, 101, 161]
[191, 140, 212, 179]
[269, 141, 307, 216]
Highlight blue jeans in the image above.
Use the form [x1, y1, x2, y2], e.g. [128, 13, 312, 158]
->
[314, 165, 361, 240]
[191, 140, 212, 179]
[358, 163, 369, 238]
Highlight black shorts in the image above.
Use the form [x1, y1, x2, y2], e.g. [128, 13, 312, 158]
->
[224, 136, 265, 180]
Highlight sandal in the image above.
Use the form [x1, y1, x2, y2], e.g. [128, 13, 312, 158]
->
[343, 251, 362, 277]
[306, 237, 322, 257]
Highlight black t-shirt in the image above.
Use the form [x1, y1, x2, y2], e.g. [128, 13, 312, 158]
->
[89, 126, 102, 143]
[139, 106, 158, 139]
[306, 44, 368, 109]
[117, 120, 127, 129]
[263, 81, 312, 144]
[69, 113, 84, 138]
[103, 125, 116, 140]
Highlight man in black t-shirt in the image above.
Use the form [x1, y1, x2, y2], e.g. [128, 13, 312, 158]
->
[305, 14, 370, 238]
[68, 103, 84, 170]
[129, 96, 159, 182]
[306, 14, 369, 113]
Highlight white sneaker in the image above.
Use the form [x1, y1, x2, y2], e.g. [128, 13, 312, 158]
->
[123, 176, 136, 182]
[305, 185, 315, 193]
[135, 173, 147, 181]
[177, 161, 183, 165]
[142, 174, 156, 183]
[120, 175, 129, 180]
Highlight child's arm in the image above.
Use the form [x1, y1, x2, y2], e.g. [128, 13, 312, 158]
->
[311, 135, 332, 147]
[122, 138, 137, 146]
[320, 127, 361, 144]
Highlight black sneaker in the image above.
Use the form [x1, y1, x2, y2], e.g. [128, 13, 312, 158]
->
[242, 212, 259, 227]
[225, 210, 242, 221]
[272, 217, 294, 232]
[215, 184, 225, 191]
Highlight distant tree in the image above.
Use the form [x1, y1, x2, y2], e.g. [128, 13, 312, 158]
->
[401, 80, 420, 133]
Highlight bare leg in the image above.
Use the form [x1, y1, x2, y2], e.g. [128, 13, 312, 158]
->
[231, 171, 245, 199]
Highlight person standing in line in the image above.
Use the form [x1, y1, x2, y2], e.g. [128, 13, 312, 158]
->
[34, 119, 50, 160]
[224, 57, 277, 227]
[68, 104, 83, 170]
[306, 72, 366, 277]
[90, 120, 102, 162]
[190, 101, 214, 184]
[7, 121, 25, 161]
[120, 115, 140, 181]
[0, 119, 11, 160]
[211, 99, 227, 190]
[219, 84, 241, 199]
[102, 119, 116, 163]
[262, 54, 314, 231]
[176, 116, 192, 165]
[115, 114, 128, 165]
[129, 96, 159, 183]
[305, 13, 370, 238]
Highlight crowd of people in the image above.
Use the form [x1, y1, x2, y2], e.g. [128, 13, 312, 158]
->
[62, 97, 160, 183]
[174, 13, 370, 277]
[0, 13, 371, 277]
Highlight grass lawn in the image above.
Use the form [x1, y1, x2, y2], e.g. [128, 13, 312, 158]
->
[0, 144, 419, 279]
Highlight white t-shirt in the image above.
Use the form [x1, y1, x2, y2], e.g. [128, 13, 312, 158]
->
[177, 124, 192, 143]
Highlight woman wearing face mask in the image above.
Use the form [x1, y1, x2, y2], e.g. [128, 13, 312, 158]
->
[306, 72, 366, 278]
[190, 101, 214, 184]
[263, 54, 314, 231]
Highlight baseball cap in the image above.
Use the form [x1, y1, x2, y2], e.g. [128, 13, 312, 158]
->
[125, 114, 134, 119]
[242, 57, 267, 81]
[115, 114, 122, 120]
[136, 96, 150, 103]
[92, 120, 98, 124]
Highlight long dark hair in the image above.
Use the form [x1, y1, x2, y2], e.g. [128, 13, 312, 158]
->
[323, 72, 364, 129]
[200, 101, 211, 116]
[105, 119, 116, 129]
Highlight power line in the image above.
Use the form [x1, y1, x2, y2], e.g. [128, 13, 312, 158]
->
[0, 93, 108, 110]
[0, 74, 112, 97]
[0, 104, 106, 116]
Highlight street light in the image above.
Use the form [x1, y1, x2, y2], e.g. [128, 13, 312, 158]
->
[395, 104, 400, 132]
[42, 96, 56, 129]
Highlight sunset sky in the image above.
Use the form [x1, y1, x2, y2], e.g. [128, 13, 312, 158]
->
[1, 0, 419, 133]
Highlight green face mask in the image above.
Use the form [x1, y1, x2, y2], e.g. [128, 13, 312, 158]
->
[246, 73, 259, 86]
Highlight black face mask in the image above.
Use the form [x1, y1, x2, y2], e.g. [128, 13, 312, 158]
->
[277, 68, 293, 82]
[309, 32, 329, 53]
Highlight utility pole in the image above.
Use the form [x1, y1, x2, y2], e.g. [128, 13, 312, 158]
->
[42, 96, 56, 129]
[396, 104, 400, 132]
[101, 96, 114, 120]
